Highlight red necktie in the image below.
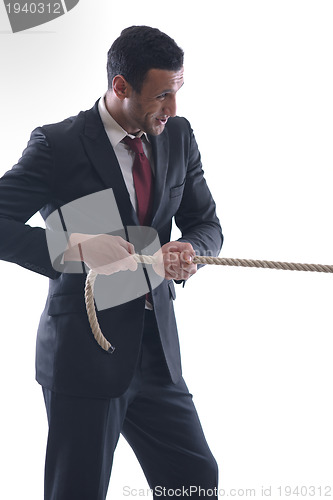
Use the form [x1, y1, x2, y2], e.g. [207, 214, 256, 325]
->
[123, 136, 154, 226]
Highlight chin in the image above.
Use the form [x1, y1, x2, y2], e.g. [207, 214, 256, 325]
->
[149, 123, 166, 136]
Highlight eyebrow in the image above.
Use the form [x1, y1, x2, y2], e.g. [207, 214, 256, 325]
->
[156, 82, 185, 96]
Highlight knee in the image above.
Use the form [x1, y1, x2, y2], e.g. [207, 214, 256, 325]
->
[188, 452, 218, 487]
[202, 453, 219, 484]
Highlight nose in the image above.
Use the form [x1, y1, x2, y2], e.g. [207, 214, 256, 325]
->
[163, 94, 177, 117]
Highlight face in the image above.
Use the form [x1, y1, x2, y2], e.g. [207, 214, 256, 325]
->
[121, 68, 184, 136]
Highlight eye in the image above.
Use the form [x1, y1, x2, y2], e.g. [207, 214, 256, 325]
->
[156, 93, 168, 100]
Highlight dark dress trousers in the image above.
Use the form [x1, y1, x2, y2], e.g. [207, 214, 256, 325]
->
[0, 101, 223, 499]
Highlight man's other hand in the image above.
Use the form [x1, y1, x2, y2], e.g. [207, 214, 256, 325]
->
[153, 241, 197, 281]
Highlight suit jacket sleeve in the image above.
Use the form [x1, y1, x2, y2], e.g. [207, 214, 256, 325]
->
[175, 120, 223, 261]
[0, 127, 60, 279]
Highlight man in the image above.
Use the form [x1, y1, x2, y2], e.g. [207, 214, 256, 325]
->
[0, 26, 223, 499]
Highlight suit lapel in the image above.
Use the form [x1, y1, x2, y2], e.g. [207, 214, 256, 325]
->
[149, 129, 169, 226]
[80, 103, 170, 229]
[80, 103, 138, 227]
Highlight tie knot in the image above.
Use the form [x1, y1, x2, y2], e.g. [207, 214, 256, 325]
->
[123, 136, 144, 155]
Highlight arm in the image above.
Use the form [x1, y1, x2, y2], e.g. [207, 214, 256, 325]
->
[0, 128, 60, 279]
[175, 121, 223, 259]
[158, 121, 223, 282]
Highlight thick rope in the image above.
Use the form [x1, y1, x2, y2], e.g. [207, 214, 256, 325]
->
[137, 255, 333, 273]
[84, 269, 116, 353]
[85, 254, 333, 353]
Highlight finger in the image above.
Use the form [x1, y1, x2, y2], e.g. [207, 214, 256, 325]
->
[180, 250, 195, 265]
[164, 256, 181, 279]
[178, 263, 197, 280]
[164, 251, 179, 266]
[126, 242, 135, 255]
[124, 255, 138, 272]
[108, 254, 137, 272]
[93, 263, 120, 275]
[164, 264, 179, 280]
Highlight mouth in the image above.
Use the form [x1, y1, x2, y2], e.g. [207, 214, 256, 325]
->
[156, 117, 168, 126]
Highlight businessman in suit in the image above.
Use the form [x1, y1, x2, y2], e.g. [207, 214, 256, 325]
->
[0, 26, 223, 499]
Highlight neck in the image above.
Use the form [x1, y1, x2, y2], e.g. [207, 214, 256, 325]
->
[104, 91, 139, 135]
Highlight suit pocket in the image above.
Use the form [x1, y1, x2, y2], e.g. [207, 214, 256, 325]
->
[48, 293, 86, 316]
[170, 180, 185, 199]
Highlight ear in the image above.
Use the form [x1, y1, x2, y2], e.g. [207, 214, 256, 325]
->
[112, 75, 132, 100]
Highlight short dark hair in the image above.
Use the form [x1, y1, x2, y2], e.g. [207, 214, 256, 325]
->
[107, 26, 184, 93]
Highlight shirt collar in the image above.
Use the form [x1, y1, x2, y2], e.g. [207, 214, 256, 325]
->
[98, 94, 147, 148]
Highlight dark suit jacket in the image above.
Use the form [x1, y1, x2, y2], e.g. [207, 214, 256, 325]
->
[0, 101, 223, 398]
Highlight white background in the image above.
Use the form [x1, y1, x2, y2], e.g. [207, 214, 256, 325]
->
[1, 1, 333, 498]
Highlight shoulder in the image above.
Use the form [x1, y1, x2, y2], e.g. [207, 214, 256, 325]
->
[164, 116, 194, 149]
[43, 104, 96, 135]
[25, 102, 101, 164]
[165, 115, 191, 135]
[33, 101, 100, 143]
